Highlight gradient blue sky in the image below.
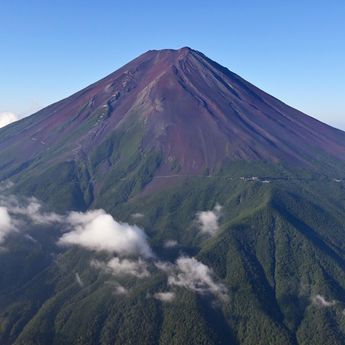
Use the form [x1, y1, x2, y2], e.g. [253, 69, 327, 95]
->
[1, 0, 344, 129]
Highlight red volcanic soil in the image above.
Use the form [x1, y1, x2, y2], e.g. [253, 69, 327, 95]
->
[1, 47, 345, 179]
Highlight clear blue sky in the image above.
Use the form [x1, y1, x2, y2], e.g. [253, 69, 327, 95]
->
[1, 0, 344, 129]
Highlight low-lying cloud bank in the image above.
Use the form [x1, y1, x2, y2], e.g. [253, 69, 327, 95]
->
[90, 255, 228, 301]
[196, 204, 222, 236]
[0, 191, 228, 303]
[0, 193, 152, 258]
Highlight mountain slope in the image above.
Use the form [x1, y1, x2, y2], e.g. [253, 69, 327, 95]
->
[2, 177, 345, 345]
[1, 47, 345, 210]
[1, 48, 345, 345]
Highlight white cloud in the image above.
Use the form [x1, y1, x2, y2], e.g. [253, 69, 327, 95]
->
[91, 257, 150, 279]
[114, 284, 128, 295]
[196, 204, 222, 236]
[0, 195, 63, 243]
[157, 256, 228, 301]
[75, 272, 84, 287]
[153, 291, 175, 303]
[11, 198, 63, 225]
[0, 195, 62, 225]
[0, 181, 14, 192]
[131, 213, 144, 219]
[154, 260, 175, 272]
[105, 281, 129, 295]
[0, 112, 18, 128]
[0, 193, 153, 258]
[164, 240, 178, 248]
[312, 294, 336, 307]
[106, 258, 150, 278]
[60, 209, 153, 257]
[0, 207, 14, 243]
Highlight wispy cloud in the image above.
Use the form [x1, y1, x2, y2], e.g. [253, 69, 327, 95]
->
[153, 291, 175, 302]
[312, 294, 336, 307]
[131, 213, 144, 219]
[196, 204, 222, 236]
[105, 281, 129, 295]
[0, 194, 64, 243]
[91, 257, 150, 279]
[11, 198, 63, 225]
[0, 181, 14, 192]
[156, 256, 228, 301]
[75, 272, 84, 287]
[164, 240, 178, 248]
[0, 195, 62, 225]
[114, 284, 128, 295]
[0, 194, 65, 242]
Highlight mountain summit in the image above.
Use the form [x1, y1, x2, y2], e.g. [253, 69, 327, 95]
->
[1, 48, 345, 182]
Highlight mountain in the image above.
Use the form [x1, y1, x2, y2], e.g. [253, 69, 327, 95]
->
[1, 48, 345, 345]
[1, 47, 345, 211]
